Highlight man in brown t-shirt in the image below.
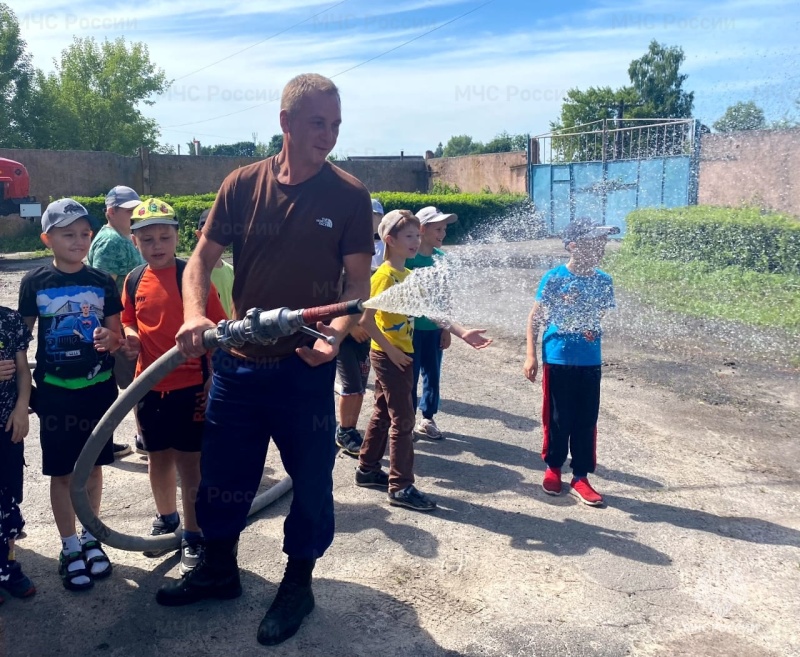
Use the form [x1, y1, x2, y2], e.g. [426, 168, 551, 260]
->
[157, 74, 373, 647]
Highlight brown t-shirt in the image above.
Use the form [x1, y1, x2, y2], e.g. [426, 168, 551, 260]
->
[204, 157, 374, 360]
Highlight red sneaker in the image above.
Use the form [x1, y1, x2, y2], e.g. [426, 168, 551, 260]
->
[542, 467, 562, 495]
[570, 477, 603, 506]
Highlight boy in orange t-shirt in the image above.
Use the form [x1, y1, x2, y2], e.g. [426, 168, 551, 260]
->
[120, 199, 226, 574]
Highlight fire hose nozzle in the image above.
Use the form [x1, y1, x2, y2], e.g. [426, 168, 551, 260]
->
[202, 299, 365, 349]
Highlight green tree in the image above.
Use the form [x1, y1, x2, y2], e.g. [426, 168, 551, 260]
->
[205, 141, 257, 156]
[0, 4, 37, 147]
[32, 37, 170, 154]
[628, 40, 694, 119]
[770, 115, 799, 130]
[713, 101, 766, 132]
[433, 142, 444, 158]
[551, 41, 694, 161]
[265, 133, 283, 157]
[479, 131, 528, 154]
[442, 134, 481, 157]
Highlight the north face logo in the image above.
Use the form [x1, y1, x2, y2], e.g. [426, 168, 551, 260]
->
[316, 217, 333, 228]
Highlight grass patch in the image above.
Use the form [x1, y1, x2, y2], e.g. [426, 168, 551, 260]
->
[606, 249, 800, 332]
[0, 220, 44, 254]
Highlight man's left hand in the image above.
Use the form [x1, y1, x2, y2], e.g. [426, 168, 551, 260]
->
[296, 322, 341, 367]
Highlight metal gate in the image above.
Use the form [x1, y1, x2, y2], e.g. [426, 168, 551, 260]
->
[529, 118, 701, 236]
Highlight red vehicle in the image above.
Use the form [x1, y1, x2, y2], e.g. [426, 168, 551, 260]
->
[0, 157, 35, 216]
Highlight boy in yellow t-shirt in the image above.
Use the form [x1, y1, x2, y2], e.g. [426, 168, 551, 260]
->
[356, 210, 436, 512]
[197, 210, 234, 318]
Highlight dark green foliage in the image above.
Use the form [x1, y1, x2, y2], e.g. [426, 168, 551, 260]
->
[74, 192, 529, 250]
[373, 192, 529, 243]
[625, 206, 800, 275]
[74, 193, 217, 253]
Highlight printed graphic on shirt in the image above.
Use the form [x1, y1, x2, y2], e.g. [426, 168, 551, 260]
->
[36, 285, 112, 387]
[535, 264, 615, 366]
[0, 307, 32, 425]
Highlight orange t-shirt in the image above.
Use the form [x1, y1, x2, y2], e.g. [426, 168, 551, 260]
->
[121, 264, 227, 392]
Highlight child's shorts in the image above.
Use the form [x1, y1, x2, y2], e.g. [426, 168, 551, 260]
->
[37, 379, 117, 477]
[335, 335, 371, 396]
[0, 428, 25, 503]
[137, 383, 206, 453]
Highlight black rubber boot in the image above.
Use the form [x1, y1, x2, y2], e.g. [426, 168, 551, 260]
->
[257, 557, 316, 646]
[156, 537, 241, 607]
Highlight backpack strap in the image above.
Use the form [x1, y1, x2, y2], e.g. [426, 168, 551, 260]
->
[125, 264, 149, 313]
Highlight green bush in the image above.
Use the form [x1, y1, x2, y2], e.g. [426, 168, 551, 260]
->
[373, 192, 530, 243]
[71, 191, 530, 252]
[74, 193, 216, 253]
[625, 206, 800, 274]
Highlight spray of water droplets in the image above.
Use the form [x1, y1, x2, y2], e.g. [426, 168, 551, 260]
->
[361, 202, 798, 364]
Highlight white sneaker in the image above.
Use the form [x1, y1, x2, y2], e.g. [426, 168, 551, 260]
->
[414, 418, 443, 441]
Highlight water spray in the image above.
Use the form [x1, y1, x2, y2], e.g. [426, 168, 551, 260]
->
[70, 299, 364, 553]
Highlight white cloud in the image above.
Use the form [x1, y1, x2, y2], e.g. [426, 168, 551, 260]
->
[15, 0, 800, 154]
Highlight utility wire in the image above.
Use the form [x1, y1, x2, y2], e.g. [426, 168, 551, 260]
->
[165, 0, 497, 129]
[171, 0, 349, 83]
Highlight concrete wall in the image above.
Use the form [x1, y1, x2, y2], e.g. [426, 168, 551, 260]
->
[0, 148, 141, 203]
[7, 131, 800, 217]
[426, 151, 528, 194]
[0, 148, 429, 202]
[337, 159, 428, 193]
[144, 153, 262, 196]
[699, 129, 800, 218]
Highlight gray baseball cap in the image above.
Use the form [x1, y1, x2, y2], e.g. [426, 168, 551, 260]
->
[41, 199, 91, 233]
[415, 206, 458, 226]
[105, 185, 141, 208]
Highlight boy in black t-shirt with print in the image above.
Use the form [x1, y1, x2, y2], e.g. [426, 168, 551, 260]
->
[18, 199, 125, 592]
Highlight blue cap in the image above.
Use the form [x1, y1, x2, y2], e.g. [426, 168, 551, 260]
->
[105, 185, 141, 208]
[41, 199, 90, 233]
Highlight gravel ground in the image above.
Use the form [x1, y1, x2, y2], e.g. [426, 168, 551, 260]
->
[0, 242, 798, 657]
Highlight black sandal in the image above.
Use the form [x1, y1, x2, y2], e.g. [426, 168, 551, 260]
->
[82, 540, 113, 580]
[58, 551, 94, 592]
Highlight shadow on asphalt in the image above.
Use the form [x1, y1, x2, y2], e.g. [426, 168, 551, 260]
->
[440, 399, 537, 431]
[3, 548, 460, 657]
[335, 501, 440, 558]
[414, 431, 537, 470]
[594, 465, 665, 490]
[432, 495, 672, 566]
[605, 495, 800, 547]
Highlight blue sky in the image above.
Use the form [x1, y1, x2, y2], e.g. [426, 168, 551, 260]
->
[14, 0, 800, 156]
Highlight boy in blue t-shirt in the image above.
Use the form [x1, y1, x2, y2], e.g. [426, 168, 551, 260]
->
[523, 219, 618, 507]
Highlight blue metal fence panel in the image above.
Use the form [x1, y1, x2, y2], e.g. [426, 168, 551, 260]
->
[572, 162, 604, 225]
[528, 118, 701, 235]
[530, 154, 694, 235]
[663, 157, 692, 206]
[637, 159, 664, 208]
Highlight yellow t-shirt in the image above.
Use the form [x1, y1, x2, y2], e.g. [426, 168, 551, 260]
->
[210, 259, 235, 318]
[370, 262, 414, 354]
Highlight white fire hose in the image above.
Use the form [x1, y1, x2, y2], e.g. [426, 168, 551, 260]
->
[69, 300, 363, 552]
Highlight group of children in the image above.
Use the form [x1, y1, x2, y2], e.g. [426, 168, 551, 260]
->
[336, 202, 493, 511]
[0, 190, 617, 599]
[0, 191, 232, 598]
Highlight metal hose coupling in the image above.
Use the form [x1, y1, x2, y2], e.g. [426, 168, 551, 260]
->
[203, 299, 365, 349]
